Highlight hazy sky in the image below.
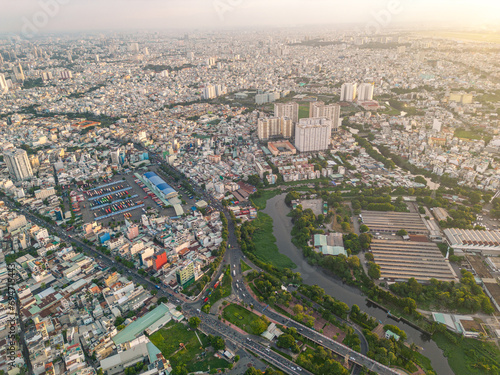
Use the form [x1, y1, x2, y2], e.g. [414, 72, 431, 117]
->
[1, 0, 499, 36]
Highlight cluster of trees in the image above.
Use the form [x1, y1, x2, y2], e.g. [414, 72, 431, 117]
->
[367, 286, 418, 316]
[250, 315, 270, 335]
[304, 247, 368, 286]
[355, 136, 396, 170]
[251, 272, 293, 306]
[350, 304, 378, 330]
[491, 197, 500, 218]
[389, 273, 495, 314]
[188, 316, 201, 329]
[383, 325, 407, 341]
[124, 362, 146, 375]
[244, 368, 284, 375]
[296, 346, 349, 375]
[342, 326, 361, 352]
[114, 256, 135, 269]
[207, 334, 225, 351]
[439, 206, 478, 230]
[344, 232, 372, 254]
[290, 207, 321, 248]
[362, 329, 431, 373]
[292, 303, 316, 328]
[352, 195, 407, 213]
[276, 333, 300, 353]
[209, 266, 232, 304]
[299, 285, 350, 320]
[334, 152, 356, 170]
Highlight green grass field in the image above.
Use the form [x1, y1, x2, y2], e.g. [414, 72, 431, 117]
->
[454, 129, 482, 140]
[240, 260, 252, 272]
[250, 189, 281, 210]
[150, 322, 230, 372]
[223, 304, 268, 334]
[433, 331, 500, 375]
[252, 212, 296, 269]
[299, 105, 309, 119]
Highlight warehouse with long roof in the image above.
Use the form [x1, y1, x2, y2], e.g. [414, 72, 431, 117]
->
[370, 239, 458, 283]
[361, 211, 429, 234]
[444, 228, 500, 256]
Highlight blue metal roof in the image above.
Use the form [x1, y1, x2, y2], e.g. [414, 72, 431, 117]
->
[144, 172, 176, 197]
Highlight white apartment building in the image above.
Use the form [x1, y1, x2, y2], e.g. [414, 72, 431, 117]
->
[257, 117, 294, 141]
[295, 118, 332, 152]
[309, 101, 341, 132]
[340, 83, 357, 102]
[4, 148, 33, 181]
[274, 102, 299, 124]
[357, 83, 374, 101]
[0, 73, 8, 94]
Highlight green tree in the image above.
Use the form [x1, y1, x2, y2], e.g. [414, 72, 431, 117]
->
[245, 368, 263, 375]
[341, 222, 351, 232]
[250, 317, 268, 335]
[360, 224, 369, 233]
[368, 262, 381, 279]
[172, 365, 188, 375]
[209, 335, 226, 351]
[277, 333, 295, 349]
[396, 229, 408, 236]
[189, 316, 201, 329]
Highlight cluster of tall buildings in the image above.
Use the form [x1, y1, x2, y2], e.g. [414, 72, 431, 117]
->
[257, 100, 340, 152]
[340, 82, 374, 102]
[202, 84, 226, 99]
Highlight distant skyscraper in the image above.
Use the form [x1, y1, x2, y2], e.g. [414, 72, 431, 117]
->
[274, 102, 299, 124]
[432, 119, 442, 132]
[13, 63, 25, 82]
[129, 42, 139, 52]
[0, 73, 8, 94]
[41, 71, 53, 81]
[295, 118, 332, 153]
[258, 117, 293, 141]
[202, 85, 217, 99]
[357, 83, 374, 101]
[340, 83, 357, 102]
[309, 101, 341, 132]
[4, 148, 33, 181]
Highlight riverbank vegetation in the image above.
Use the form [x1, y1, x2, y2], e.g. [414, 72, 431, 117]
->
[433, 330, 500, 375]
[238, 212, 296, 269]
[389, 274, 495, 314]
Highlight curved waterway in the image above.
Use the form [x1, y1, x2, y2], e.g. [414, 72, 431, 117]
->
[263, 194, 453, 375]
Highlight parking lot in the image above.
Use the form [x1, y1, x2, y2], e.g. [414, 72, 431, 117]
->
[76, 165, 201, 226]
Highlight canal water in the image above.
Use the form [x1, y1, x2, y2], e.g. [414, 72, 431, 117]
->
[263, 194, 453, 375]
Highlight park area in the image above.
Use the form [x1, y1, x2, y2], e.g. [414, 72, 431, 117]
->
[222, 303, 269, 335]
[149, 322, 230, 373]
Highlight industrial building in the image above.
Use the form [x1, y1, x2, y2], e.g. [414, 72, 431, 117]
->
[443, 228, 500, 256]
[143, 172, 178, 199]
[361, 211, 429, 234]
[370, 239, 457, 282]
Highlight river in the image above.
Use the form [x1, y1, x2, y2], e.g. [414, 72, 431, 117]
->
[263, 194, 453, 375]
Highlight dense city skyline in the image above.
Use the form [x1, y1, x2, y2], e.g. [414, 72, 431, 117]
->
[2, 1, 500, 375]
